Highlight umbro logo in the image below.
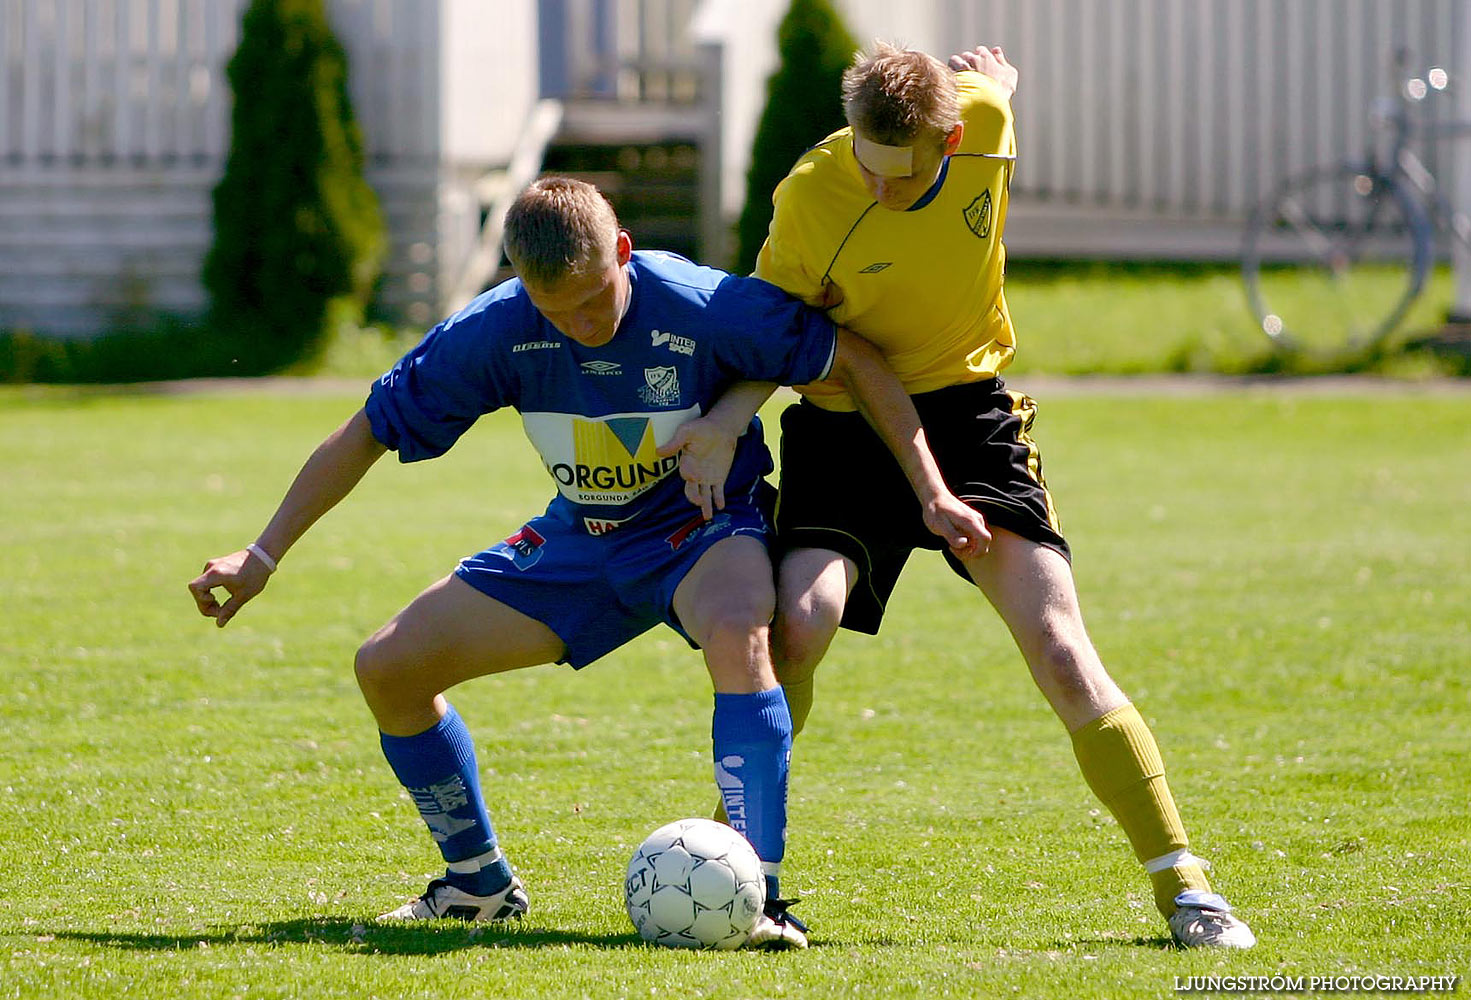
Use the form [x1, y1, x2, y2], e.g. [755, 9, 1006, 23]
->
[580, 360, 621, 375]
[859, 262, 893, 273]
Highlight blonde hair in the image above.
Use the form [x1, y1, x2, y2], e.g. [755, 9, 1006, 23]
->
[503, 176, 621, 286]
[842, 42, 960, 149]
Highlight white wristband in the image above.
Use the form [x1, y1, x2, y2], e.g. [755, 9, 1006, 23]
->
[246, 543, 278, 573]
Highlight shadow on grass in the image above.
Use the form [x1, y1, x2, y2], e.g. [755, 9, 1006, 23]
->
[1048, 934, 1178, 951]
[50, 917, 646, 955]
[48, 922, 1177, 956]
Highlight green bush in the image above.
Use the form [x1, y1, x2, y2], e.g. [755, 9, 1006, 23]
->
[0, 322, 247, 385]
[733, 0, 856, 276]
[202, 0, 385, 374]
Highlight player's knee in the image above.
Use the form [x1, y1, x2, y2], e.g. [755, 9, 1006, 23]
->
[1028, 624, 1106, 702]
[354, 632, 411, 709]
[699, 589, 775, 654]
[772, 601, 840, 680]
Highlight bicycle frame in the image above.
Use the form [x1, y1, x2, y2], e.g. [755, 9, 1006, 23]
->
[1370, 61, 1471, 253]
[1240, 54, 1470, 353]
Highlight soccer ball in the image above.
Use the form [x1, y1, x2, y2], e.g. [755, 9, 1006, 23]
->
[624, 818, 766, 949]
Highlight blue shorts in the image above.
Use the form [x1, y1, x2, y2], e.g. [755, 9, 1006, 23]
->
[454, 481, 776, 669]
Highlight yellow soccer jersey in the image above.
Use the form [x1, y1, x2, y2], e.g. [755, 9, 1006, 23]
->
[755, 71, 1017, 411]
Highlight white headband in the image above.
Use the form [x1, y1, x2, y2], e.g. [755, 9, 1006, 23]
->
[852, 133, 914, 177]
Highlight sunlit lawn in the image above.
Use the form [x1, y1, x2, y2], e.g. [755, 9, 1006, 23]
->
[1, 384, 1466, 998]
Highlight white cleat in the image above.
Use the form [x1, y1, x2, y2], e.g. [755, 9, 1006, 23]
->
[1168, 890, 1257, 949]
[745, 898, 809, 950]
[377, 875, 529, 923]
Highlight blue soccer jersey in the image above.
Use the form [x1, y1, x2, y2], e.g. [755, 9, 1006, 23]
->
[364, 251, 837, 531]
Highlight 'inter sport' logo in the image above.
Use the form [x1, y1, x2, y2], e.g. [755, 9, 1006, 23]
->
[651, 329, 696, 355]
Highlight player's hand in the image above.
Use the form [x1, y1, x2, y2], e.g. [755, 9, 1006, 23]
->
[657, 418, 738, 521]
[188, 549, 272, 628]
[922, 492, 991, 560]
[949, 45, 1017, 96]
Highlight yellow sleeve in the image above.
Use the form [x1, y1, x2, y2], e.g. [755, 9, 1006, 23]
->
[955, 71, 1016, 159]
[753, 165, 828, 307]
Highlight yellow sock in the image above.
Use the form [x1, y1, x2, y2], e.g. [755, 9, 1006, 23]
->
[1070, 703, 1212, 916]
[782, 675, 814, 738]
[714, 675, 815, 826]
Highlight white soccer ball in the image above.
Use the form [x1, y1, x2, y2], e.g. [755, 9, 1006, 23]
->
[624, 818, 766, 949]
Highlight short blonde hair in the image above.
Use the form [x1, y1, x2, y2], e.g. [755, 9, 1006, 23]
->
[842, 42, 960, 149]
[503, 177, 620, 286]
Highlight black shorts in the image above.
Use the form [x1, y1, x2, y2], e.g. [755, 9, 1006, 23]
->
[774, 376, 1070, 634]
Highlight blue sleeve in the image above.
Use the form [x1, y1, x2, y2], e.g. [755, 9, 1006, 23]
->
[364, 309, 516, 462]
[704, 274, 836, 385]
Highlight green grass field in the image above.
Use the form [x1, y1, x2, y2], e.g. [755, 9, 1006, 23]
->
[298, 263, 1469, 383]
[1000, 263, 1463, 377]
[2, 384, 1468, 998]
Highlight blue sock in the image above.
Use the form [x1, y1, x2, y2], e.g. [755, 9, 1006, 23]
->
[712, 687, 792, 899]
[378, 704, 512, 896]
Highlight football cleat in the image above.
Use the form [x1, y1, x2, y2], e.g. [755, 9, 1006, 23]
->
[1168, 890, 1257, 949]
[745, 897, 809, 950]
[377, 875, 529, 923]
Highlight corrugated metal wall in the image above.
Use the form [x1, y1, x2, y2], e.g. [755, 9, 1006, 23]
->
[934, 0, 1466, 215]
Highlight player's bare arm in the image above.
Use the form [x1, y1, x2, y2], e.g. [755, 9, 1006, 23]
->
[663, 334, 989, 555]
[188, 408, 387, 627]
[828, 329, 989, 557]
[658, 381, 778, 519]
[948, 45, 1017, 96]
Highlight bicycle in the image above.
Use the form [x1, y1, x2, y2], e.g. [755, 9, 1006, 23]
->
[1241, 52, 1471, 355]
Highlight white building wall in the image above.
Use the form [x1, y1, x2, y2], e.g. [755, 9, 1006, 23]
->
[441, 0, 537, 166]
[0, 0, 540, 336]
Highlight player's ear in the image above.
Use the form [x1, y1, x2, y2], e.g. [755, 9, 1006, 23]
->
[944, 123, 964, 155]
[615, 229, 633, 265]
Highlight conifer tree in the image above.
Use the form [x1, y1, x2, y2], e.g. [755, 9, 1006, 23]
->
[733, 0, 857, 276]
[203, 0, 384, 372]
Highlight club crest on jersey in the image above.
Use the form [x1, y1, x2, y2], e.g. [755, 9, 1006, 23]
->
[963, 190, 993, 238]
[492, 524, 547, 570]
[638, 365, 681, 406]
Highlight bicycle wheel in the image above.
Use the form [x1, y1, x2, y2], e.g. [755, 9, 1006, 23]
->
[1242, 163, 1432, 353]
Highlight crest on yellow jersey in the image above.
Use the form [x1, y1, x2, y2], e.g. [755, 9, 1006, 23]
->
[963, 190, 993, 238]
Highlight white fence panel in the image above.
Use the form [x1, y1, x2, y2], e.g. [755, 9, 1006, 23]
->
[940, 0, 1465, 216]
[0, 0, 445, 336]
